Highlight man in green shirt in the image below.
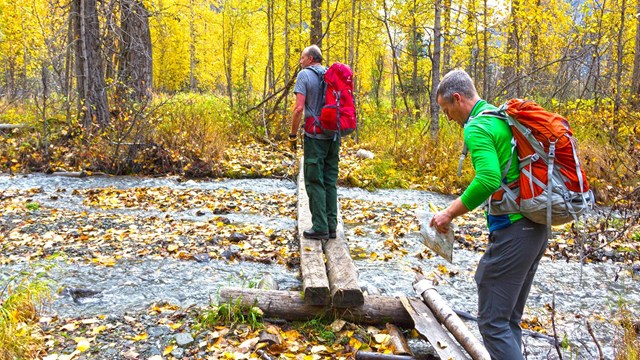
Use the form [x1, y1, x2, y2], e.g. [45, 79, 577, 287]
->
[431, 69, 548, 359]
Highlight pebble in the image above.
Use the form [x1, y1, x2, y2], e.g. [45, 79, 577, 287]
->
[175, 332, 194, 347]
[148, 326, 170, 338]
[228, 232, 248, 242]
[193, 253, 210, 263]
[171, 347, 185, 358]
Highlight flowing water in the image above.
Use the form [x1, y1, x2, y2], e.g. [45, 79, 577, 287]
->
[1, 174, 638, 359]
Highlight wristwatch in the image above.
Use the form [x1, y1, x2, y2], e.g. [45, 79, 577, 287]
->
[289, 133, 297, 139]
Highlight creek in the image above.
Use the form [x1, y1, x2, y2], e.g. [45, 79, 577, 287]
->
[0, 174, 638, 359]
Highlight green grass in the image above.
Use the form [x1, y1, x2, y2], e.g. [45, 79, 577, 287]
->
[615, 303, 640, 359]
[0, 271, 51, 360]
[25, 202, 40, 211]
[294, 316, 337, 344]
[199, 299, 264, 330]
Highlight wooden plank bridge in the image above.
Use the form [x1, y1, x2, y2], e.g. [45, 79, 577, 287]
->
[220, 157, 490, 360]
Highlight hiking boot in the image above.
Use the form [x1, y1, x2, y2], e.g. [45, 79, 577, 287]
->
[303, 229, 329, 240]
[329, 229, 337, 239]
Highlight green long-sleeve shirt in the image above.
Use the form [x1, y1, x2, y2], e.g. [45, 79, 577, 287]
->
[460, 100, 523, 232]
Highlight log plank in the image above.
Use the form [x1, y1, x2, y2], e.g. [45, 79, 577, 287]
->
[400, 296, 468, 360]
[219, 288, 414, 327]
[297, 157, 330, 305]
[414, 277, 490, 360]
[323, 210, 363, 307]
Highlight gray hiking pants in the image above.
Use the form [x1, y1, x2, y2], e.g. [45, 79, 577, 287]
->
[474, 217, 548, 360]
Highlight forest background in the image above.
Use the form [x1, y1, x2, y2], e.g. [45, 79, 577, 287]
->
[1, 0, 640, 208]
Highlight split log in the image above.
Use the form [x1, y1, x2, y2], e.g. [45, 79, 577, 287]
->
[355, 352, 415, 360]
[400, 296, 468, 360]
[219, 288, 414, 327]
[297, 157, 330, 305]
[323, 211, 363, 307]
[414, 276, 490, 360]
[386, 323, 412, 355]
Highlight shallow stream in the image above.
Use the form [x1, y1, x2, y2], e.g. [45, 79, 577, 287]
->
[0, 174, 638, 359]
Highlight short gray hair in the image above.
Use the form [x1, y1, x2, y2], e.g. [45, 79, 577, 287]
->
[436, 69, 478, 102]
[303, 45, 323, 63]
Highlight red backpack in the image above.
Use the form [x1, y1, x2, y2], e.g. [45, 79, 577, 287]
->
[304, 62, 357, 138]
[467, 99, 593, 225]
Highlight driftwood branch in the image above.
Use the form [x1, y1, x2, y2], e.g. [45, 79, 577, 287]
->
[551, 293, 563, 360]
[586, 320, 604, 360]
[0, 124, 31, 130]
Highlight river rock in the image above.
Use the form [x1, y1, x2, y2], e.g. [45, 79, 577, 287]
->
[209, 235, 222, 244]
[60, 287, 102, 303]
[215, 216, 231, 224]
[193, 253, 210, 263]
[228, 232, 247, 242]
[103, 348, 118, 357]
[175, 332, 194, 347]
[171, 347, 185, 359]
[148, 325, 170, 338]
[147, 345, 162, 356]
[222, 245, 242, 260]
[356, 149, 375, 159]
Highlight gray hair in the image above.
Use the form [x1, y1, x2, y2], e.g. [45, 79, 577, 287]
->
[303, 45, 323, 63]
[436, 69, 478, 102]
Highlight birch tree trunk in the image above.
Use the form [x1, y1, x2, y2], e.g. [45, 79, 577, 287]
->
[188, 0, 197, 90]
[614, 0, 627, 116]
[632, 0, 640, 104]
[442, 0, 452, 73]
[411, 0, 421, 121]
[349, 0, 355, 69]
[482, 0, 490, 99]
[311, 0, 323, 46]
[504, 0, 521, 97]
[381, 0, 410, 117]
[430, 0, 442, 140]
[119, 0, 153, 102]
[73, 0, 109, 129]
[221, 2, 234, 108]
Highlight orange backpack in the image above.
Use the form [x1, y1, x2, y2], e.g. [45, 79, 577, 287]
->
[472, 99, 594, 225]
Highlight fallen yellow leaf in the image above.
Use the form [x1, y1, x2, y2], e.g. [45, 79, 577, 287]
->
[374, 333, 391, 344]
[167, 244, 179, 252]
[163, 345, 175, 356]
[61, 322, 77, 332]
[74, 337, 90, 352]
[91, 325, 107, 335]
[132, 332, 148, 341]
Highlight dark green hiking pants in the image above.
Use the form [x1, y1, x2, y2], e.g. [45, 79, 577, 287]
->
[303, 136, 340, 233]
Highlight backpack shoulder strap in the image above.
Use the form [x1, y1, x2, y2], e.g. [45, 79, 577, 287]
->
[457, 108, 510, 177]
[458, 108, 516, 190]
[303, 66, 327, 121]
[305, 66, 326, 78]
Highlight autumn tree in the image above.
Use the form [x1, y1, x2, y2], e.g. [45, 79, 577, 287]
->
[430, 0, 441, 140]
[71, 0, 109, 128]
[633, 0, 640, 105]
[118, 0, 153, 102]
[311, 0, 322, 45]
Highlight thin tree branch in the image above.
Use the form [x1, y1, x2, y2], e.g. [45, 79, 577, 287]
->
[586, 321, 604, 360]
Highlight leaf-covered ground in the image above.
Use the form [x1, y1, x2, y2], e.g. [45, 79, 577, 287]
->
[2, 140, 639, 359]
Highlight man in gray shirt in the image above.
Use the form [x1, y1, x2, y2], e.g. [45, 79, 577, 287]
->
[290, 45, 340, 240]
